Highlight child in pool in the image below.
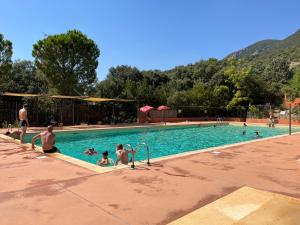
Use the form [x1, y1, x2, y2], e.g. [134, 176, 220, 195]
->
[97, 151, 114, 166]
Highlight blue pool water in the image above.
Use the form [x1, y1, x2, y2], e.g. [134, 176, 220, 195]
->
[25, 124, 299, 165]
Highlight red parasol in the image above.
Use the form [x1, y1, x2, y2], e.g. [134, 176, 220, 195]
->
[139, 105, 154, 113]
[157, 106, 171, 125]
[157, 105, 171, 111]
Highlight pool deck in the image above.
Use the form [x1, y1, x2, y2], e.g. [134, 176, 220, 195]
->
[0, 124, 300, 225]
[167, 186, 300, 225]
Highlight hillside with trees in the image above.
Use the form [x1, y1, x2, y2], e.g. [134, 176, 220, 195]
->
[1, 28, 300, 121]
[227, 29, 300, 62]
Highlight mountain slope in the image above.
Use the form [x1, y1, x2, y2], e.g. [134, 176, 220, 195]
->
[228, 29, 300, 59]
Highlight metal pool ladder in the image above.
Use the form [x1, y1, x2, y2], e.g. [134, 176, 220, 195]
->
[216, 116, 223, 123]
[126, 142, 151, 169]
[216, 116, 228, 126]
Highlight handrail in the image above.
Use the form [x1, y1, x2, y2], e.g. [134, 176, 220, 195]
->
[135, 142, 150, 166]
[124, 144, 133, 151]
[123, 144, 136, 169]
[216, 117, 223, 122]
[125, 142, 151, 169]
[8, 124, 12, 132]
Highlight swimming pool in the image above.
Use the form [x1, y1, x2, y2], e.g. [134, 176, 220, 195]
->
[25, 124, 300, 166]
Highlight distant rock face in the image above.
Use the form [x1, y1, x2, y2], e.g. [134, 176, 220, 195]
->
[227, 29, 300, 59]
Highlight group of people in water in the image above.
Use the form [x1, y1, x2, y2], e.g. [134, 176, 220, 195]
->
[31, 126, 133, 166]
[84, 144, 135, 166]
[14, 104, 135, 167]
[242, 123, 261, 138]
[31, 125, 134, 167]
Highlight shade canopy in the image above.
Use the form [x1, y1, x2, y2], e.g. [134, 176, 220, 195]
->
[140, 105, 154, 113]
[1, 92, 40, 97]
[50, 95, 87, 100]
[157, 105, 171, 111]
[83, 97, 115, 102]
[1, 92, 135, 102]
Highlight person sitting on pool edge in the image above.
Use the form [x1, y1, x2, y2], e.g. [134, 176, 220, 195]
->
[32, 125, 60, 153]
[115, 144, 135, 165]
[97, 151, 114, 166]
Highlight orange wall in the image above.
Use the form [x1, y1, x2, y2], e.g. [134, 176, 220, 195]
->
[138, 116, 300, 125]
[246, 118, 300, 125]
[284, 95, 300, 108]
[138, 117, 245, 123]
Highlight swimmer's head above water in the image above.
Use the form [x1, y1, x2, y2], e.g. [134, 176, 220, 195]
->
[84, 148, 98, 156]
[47, 125, 53, 132]
[255, 131, 261, 137]
[116, 144, 123, 150]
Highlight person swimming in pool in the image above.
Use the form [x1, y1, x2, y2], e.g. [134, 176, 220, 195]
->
[32, 125, 60, 153]
[255, 131, 261, 138]
[84, 148, 98, 156]
[97, 151, 114, 166]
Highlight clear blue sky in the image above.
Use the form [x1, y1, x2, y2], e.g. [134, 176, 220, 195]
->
[0, 0, 300, 80]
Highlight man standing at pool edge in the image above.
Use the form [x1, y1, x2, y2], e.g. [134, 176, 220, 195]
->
[19, 104, 29, 143]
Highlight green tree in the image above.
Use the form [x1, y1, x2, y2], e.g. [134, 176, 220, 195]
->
[167, 91, 190, 107]
[7, 60, 47, 93]
[213, 85, 231, 107]
[96, 65, 143, 99]
[107, 65, 142, 83]
[224, 60, 253, 110]
[187, 81, 212, 106]
[142, 70, 169, 88]
[282, 67, 300, 100]
[255, 56, 291, 104]
[32, 30, 100, 95]
[0, 33, 13, 93]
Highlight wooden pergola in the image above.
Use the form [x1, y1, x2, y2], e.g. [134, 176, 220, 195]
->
[0, 92, 136, 125]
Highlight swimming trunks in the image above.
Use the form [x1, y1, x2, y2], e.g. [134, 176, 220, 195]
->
[19, 120, 28, 127]
[43, 146, 59, 153]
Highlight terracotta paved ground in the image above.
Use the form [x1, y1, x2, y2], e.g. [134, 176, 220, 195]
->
[0, 134, 300, 225]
